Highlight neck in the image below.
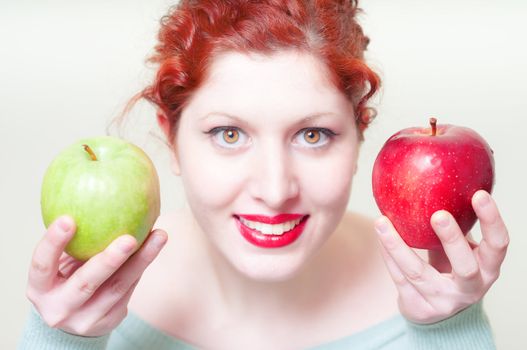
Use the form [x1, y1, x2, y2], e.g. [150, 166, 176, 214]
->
[203, 233, 318, 324]
[186, 208, 374, 326]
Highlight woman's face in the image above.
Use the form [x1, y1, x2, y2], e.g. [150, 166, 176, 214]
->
[172, 50, 360, 281]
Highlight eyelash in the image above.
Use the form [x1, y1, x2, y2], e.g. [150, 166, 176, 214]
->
[203, 126, 338, 150]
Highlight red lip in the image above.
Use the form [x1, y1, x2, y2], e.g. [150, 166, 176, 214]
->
[236, 213, 306, 224]
[234, 215, 309, 248]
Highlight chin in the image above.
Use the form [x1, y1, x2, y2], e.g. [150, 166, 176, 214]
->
[226, 222, 336, 283]
[229, 250, 312, 283]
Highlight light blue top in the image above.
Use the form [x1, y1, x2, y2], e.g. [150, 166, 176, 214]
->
[18, 301, 495, 349]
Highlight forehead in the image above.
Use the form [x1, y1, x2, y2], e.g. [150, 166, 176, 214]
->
[204, 50, 333, 91]
[182, 50, 353, 123]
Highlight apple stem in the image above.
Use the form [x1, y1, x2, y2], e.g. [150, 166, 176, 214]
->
[83, 144, 98, 161]
[429, 117, 437, 136]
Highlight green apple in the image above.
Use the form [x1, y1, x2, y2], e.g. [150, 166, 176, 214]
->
[41, 136, 161, 261]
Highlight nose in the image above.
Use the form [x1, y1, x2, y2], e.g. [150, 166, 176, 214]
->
[248, 141, 299, 208]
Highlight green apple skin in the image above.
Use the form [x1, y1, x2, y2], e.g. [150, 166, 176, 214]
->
[41, 136, 161, 261]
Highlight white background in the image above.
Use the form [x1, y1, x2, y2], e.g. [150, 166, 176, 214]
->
[1, 0, 525, 349]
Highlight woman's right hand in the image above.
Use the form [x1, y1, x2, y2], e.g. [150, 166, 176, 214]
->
[26, 215, 168, 337]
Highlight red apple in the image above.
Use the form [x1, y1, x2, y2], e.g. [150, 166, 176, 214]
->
[372, 118, 495, 250]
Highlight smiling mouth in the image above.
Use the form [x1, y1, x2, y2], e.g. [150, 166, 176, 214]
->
[234, 215, 309, 236]
[234, 214, 309, 248]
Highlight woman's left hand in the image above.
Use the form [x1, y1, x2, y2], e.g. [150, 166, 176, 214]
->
[375, 190, 509, 324]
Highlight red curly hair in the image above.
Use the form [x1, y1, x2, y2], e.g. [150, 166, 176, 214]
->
[130, 0, 380, 141]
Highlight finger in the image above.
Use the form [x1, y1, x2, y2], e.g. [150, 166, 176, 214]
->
[83, 230, 168, 315]
[57, 253, 84, 279]
[64, 282, 136, 338]
[28, 216, 76, 292]
[472, 191, 509, 277]
[431, 210, 482, 292]
[71, 279, 138, 337]
[93, 283, 136, 337]
[378, 243, 409, 287]
[60, 234, 138, 310]
[375, 217, 441, 285]
[378, 244, 436, 322]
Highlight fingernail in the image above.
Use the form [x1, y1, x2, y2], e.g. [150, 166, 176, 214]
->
[434, 212, 450, 228]
[375, 219, 389, 235]
[152, 232, 167, 248]
[119, 236, 136, 253]
[476, 191, 490, 207]
[58, 217, 72, 233]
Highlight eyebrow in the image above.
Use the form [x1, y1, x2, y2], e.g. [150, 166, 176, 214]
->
[199, 112, 339, 125]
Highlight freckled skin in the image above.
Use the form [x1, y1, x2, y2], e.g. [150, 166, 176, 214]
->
[372, 123, 495, 249]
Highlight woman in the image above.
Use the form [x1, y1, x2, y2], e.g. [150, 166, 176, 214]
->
[20, 0, 508, 349]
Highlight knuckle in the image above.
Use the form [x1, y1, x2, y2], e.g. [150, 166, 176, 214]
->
[485, 269, 500, 284]
[109, 278, 129, 296]
[458, 265, 480, 280]
[31, 257, 51, 275]
[406, 265, 425, 283]
[488, 242, 507, 255]
[77, 322, 97, 336]
[75, 278, 99, 295]
[119, 307, 129, 321]
[392, 273, 408, 287]
[413, 313, 431, 324]
[439, 304, 457, 318]
[25, 288, 39, 304]
[492, 232, 510, 251]
[467, 294, 483, 305]
[69, 322, 92, 336]
[492, 269, 501, 282]
[42, 312, 67, 329]
[393, 275, 407, 287]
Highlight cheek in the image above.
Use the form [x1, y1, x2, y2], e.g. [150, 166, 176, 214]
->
[299, 148, 357, 208]
[179, 146, 247, 210]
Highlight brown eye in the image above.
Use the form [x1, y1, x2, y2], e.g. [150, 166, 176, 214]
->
[304, 129, 321, 144]
[222, 128, 239, 144]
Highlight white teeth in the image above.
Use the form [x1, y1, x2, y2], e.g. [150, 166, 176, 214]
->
[261, 223, 273, 234]
[239, 217, 303, 235]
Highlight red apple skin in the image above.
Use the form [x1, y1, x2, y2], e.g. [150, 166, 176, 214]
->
[372, 122, 495, 250]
